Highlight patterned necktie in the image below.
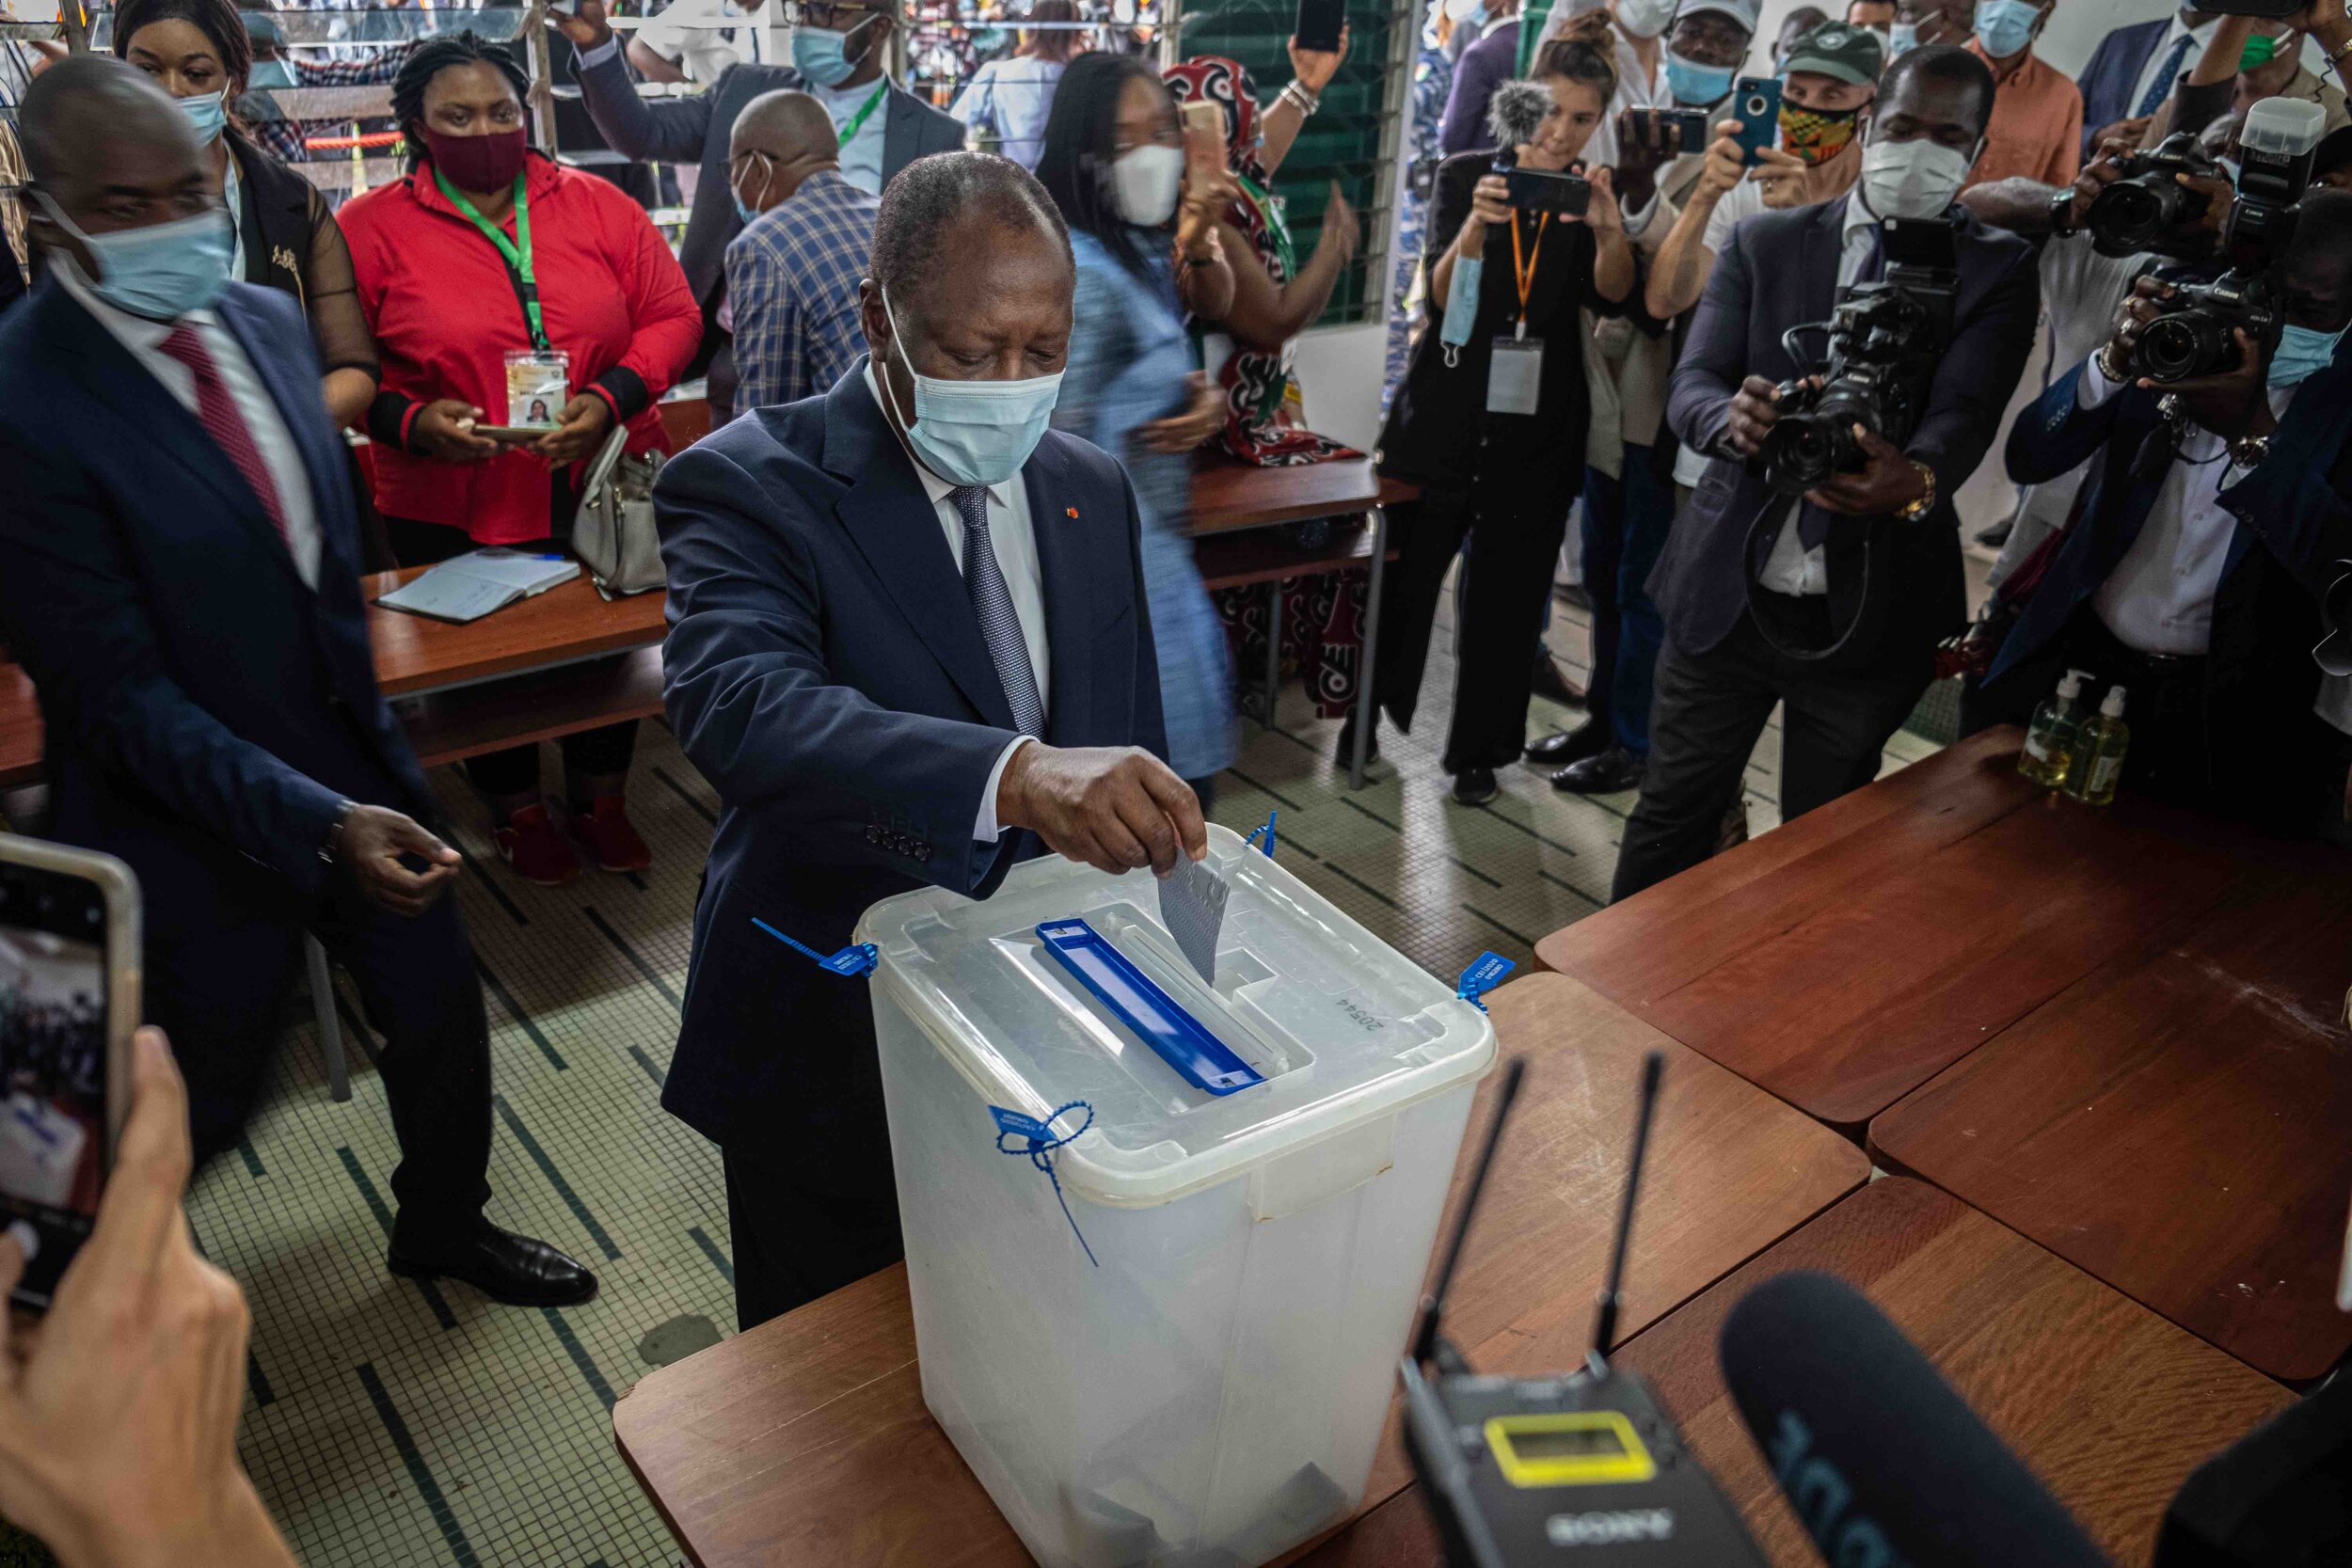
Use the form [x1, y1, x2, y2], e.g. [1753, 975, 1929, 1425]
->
[950, 484, 1046, 736]
[157, 324, 294, 554]
[2135, 33, 2196, 120]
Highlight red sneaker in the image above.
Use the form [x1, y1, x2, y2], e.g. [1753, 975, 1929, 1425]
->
[496, 802, 580, 887]
[568, 795, 652, 874]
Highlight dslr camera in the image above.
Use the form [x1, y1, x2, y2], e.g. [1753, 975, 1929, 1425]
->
[2127, 96, 2327, 384]
[1758, 217, 1960, 496]
[2084, 132, 2226, 260]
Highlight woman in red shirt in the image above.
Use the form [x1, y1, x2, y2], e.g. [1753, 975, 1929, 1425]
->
[343, 34, 698, 885]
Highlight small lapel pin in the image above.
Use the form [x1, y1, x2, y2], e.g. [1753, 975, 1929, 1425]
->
[1065, 507, 1079, 519]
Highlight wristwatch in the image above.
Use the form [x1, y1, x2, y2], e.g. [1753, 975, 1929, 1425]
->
[2230, 433, 2273, 468]
[1896, 461, 1937, 521]
[2048, 187, 2080, 238]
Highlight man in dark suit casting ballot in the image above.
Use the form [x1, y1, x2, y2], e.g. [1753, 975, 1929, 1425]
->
[657, 150, 1203, 1329]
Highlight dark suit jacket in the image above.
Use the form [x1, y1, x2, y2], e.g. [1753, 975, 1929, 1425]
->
[2076, 17, 2169, 158]
[1987, 355, 2352, 827]
[655, 365, 1167, 1147]
[0, 279, 433, 917]
[1654, 196, 2040, 665]
[574, 53, 963, 307]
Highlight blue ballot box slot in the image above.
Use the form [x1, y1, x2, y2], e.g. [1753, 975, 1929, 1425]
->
[1036, 918, 1267, 1097]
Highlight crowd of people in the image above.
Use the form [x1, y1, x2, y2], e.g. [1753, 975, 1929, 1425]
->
[5, 0, 2352, 1558]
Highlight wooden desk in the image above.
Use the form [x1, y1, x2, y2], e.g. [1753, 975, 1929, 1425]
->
[1604, 1179, 2293, 1566]
[612, 974, 1868, 1567]
[0, 574, 669, 791]
[364, 566, 668, 698]
[1188, 456, 1419, 790]
[1871, 860, 2352, 1383]
[1536, 728, 2244, 1132]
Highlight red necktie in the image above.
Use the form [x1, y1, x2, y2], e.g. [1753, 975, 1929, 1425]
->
[156, 325, 293, 554]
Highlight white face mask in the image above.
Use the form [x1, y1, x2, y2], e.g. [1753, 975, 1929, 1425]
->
[1110, 144, 1184, 228]
[1614, 0, 1677, 39]
[1860, 136, 1976, 220]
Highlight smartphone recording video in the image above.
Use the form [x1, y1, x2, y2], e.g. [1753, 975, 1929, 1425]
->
[0, 841, 138, 1311]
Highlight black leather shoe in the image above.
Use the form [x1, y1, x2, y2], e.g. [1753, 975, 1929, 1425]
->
[1452, 766, 1499, 806]
[1525, 721, 1609, 768]
[389, 1226, 599, 1307]
[1551, 744, 1645, 795]
[1531, 650, 1586, 708]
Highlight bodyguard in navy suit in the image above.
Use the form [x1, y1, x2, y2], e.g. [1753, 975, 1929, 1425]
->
[1975, 191, 2352, 830]
[657, 152, 1201, 1328]
[0, 59, 593, 1307]
[2074, 14, 2173, 157]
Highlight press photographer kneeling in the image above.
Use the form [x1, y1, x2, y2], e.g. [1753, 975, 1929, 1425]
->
[1613, 44, 2038, 898]
[1972, 97, 2352, 832]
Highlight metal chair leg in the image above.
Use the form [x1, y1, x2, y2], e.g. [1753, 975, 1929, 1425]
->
[306, 933, 351, 1102]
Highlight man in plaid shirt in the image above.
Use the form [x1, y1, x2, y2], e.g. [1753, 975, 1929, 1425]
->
[723, 90, 881, 420]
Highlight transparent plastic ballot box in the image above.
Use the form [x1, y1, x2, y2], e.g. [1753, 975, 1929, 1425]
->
[857, 824, 1498, 1568]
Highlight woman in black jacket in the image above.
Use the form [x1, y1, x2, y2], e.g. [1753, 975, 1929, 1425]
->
[1371, 11, 1638, 804]
[116, 0, 381, 429]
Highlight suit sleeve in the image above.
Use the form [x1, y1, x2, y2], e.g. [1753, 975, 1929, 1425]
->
[0, 429, 344, 895]
[2005, 358, 2134, 486]
[1120, 477, 1171, 764]
[656, 442, 1019, 895]
[1905, 240, 2041, 507]
[2078, 34, 2123, 157]
[575, 47, 719, 166]
[2220, 391, 2352, 597]
[1663, 220, 1756, 463]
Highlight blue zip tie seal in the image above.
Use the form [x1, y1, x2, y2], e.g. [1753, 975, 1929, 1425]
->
[751, 917, 877, 976]
[1244, 809, 1278, 860]
[991, 1101, 1099, 1267]
[1457, 950, 1515, 1012]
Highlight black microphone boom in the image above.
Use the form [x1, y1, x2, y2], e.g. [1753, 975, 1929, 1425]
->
[1718, 1271, 2110, 1568]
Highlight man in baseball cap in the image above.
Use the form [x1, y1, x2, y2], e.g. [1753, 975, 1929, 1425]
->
[1661, 0, 1757, 110]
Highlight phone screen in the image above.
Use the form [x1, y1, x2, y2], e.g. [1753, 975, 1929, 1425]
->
[0, 860, 113, 1307]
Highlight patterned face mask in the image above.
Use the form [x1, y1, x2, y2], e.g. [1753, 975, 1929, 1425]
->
[1778, 100, 1864, 166]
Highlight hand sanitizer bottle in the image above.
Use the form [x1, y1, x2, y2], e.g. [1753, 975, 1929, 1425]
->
[2019, 668, 2091, 790]
[2065, 685, 2130, 806]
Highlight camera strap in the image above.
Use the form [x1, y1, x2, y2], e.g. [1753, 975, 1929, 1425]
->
[1738, 499, 1875, 664]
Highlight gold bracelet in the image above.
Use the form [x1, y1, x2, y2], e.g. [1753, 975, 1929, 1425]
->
[2328, 27, 2352, 66]
[1896, 460, 1937, 521]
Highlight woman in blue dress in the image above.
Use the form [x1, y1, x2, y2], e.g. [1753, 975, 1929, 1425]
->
[1036, 51, 1239, 800]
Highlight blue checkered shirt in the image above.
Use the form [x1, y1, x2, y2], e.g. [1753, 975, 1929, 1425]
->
[723, 169, 881, 418]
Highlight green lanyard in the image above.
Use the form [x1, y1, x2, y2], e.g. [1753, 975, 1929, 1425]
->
[434, 168, 551, 354]
[836, 82, 888, 148]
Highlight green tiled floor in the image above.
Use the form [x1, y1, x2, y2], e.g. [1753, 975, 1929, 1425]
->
[177, 589, 1933, 1566]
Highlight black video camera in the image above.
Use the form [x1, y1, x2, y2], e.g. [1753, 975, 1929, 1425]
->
[1758, 217, 1959, 497]
[2085, 132, 2226, 260]
[2127, 96, 2328, 384]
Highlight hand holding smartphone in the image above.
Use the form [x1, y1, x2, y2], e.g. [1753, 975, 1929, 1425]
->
[1731, 76, 1782, 166]
[0, 839, 137, 1312]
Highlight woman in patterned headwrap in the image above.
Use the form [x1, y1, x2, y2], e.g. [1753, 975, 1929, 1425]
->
[1166, 46, 1378, 730]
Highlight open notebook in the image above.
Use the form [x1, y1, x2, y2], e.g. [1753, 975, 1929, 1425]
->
[376, 548, 581, 624]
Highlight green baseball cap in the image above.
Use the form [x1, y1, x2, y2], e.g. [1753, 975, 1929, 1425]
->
[1781, 21, 1884, 87]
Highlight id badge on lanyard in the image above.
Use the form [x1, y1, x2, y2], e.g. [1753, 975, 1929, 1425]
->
[1486, 210, 1548, 417]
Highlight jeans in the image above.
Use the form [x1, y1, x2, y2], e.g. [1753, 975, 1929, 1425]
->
[1578, 448, 1676, 757]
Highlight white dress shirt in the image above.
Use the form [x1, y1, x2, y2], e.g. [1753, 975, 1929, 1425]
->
[862, 364, 1050, 842]
[1576, 35, 1669, 170]
[56, 261, 324, 590]
[2078, 355, 2289, 656]
[1754, 195, 1884, 596]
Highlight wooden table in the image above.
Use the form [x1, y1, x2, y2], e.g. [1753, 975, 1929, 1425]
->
[362, 566, 667, 698]
[612, 973, 1869, 1566]
[1187, 456, 1419, 790]
[1606, 1179, 2293, 1567]
[1535, 728, 2247, 1132]
[1871, 858, 2352, 1383]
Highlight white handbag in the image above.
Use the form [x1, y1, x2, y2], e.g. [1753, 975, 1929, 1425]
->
[570, 424, 666, 598]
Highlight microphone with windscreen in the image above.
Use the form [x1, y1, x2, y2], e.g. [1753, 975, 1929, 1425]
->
[1717, 1271, 2110, 1568]
[1486, 81, 1552, 166]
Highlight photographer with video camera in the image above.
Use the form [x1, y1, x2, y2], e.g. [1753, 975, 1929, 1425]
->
[1611, 45, 2037, 899]
[1974, 102, 2352, 831]
[1374, 21, 1639, 806]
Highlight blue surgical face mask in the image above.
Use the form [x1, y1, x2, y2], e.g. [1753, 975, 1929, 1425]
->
[732, 153, 773, 226]
[34, 191, 233, 321]
[179, 88, 230, 145]
[1972, 0, 2038, 57]
[2267, 322, 2346, 388]
[1664, 50, 1736, 106]
[1885, 21, 1920, 57]
[792, 23, 860, 87]
[880, 288, 1064, 486]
